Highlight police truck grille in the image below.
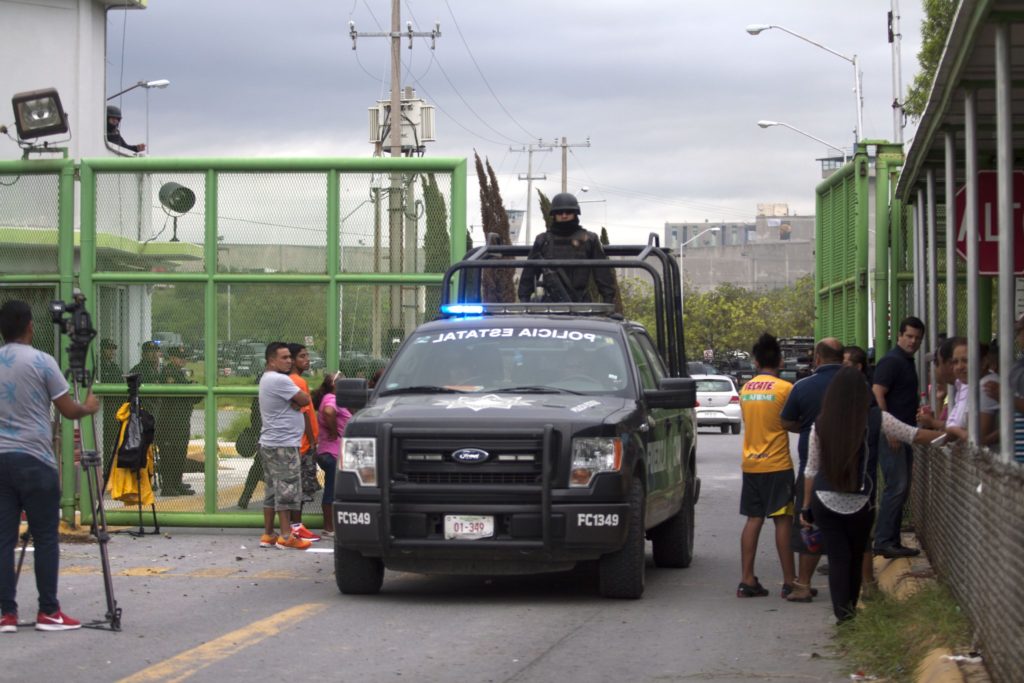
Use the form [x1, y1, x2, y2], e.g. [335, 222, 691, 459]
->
[397, 436, 545, 486]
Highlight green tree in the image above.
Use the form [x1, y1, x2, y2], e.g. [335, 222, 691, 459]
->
[474, 151, 515, 302]
[421, 173, 450, 316]
[904, 0, 957, 118]
[537, 190, 553, 232]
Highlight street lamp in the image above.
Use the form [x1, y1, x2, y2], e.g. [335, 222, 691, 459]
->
[679, 226, 720, 329]
[746, 24, 863, 141]
[106, 79, 170, 101]
[757, 120, 847, 162]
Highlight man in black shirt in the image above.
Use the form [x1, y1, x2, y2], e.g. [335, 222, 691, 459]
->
[871, 316, 925, 558]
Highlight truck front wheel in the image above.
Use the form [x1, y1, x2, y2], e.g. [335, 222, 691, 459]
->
[650, 475, 695, 568]
[334, 544, 384, 595]
[598, 477, 645, 599]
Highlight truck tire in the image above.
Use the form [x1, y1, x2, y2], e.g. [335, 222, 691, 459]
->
[650, 476, 695, 568]
[731, 423, 741, 435]
[720, 424, 729, 434]
[334, 544, 384, 595]
[598, 478, 645, 599]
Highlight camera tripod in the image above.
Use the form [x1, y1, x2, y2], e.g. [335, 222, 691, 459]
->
[70, 374, 122, 631]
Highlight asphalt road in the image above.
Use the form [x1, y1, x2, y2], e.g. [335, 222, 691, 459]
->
[5, 429, 851, 683]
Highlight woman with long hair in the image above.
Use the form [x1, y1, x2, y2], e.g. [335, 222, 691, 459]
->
[312, 372, 353, 537]
[800, 367, 941, 622]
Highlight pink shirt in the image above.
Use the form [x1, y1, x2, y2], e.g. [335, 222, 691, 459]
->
[316, 393, 352, 459]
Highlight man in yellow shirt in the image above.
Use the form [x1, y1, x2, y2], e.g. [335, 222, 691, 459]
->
[736, 332, 796, 597]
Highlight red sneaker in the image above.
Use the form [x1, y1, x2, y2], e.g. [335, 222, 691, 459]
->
[0, 613, 17, 633]
[35, 610, 81, 631]
[290, 523, 321, 542]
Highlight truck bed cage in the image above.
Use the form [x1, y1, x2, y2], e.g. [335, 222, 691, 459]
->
[440, 233, 688, 377]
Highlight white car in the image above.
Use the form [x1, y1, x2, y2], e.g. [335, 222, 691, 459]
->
[692, 374, 741, 434]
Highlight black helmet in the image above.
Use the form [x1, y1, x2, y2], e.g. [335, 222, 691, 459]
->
[107, 104, 122, 119]
[549, 192, 581, 216]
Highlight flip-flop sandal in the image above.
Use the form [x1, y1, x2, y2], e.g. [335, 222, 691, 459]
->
[781, 583, 819, 599]
[782, 581, 815, 602]
[736, 577, 769, 597]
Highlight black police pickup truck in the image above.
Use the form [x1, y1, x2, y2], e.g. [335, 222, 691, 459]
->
[332, 239, 699, 599]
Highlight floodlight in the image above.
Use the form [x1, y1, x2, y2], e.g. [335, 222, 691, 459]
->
[11, 88, 69, 140]
[159, 182, 196, 242]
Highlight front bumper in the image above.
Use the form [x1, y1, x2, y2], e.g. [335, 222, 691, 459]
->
[333, 498, 631, 563]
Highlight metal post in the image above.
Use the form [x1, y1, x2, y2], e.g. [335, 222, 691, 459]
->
[995, 24, 1014, 463]
[889, 0, 904, 144]
[926, 169, 938, 412]
[852, 54, 864, 142]
[944, 132, 957, 336]
[965, 89, 980, 444]
[855, 151, 870, 348]
[561, 136, 568, 192]
[874, 153, 891, 356]
[914, 190, 926, 389]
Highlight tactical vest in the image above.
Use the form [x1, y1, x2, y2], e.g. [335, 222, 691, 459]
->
[539, 229, 593, 259]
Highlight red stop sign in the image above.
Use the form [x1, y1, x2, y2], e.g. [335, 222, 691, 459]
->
[954, 169, 1024, 275]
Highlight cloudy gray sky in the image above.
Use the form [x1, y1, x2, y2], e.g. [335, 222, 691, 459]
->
[107, 0, 926, 244]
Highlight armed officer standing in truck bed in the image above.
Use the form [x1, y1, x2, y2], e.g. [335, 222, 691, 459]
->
[517, 192, 617, 304]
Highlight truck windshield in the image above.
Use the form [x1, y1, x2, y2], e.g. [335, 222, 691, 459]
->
[378, 325, 632, 396]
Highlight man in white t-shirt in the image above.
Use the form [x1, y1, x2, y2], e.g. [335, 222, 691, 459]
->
[257, 342, 312, 550]
[0, 300, 100, 632]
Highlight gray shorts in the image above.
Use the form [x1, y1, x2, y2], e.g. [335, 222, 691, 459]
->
[260, 445, 301, 511]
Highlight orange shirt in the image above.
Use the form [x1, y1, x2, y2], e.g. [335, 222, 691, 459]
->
[739, 373, 793, 473]
[289, 372, 318, 454]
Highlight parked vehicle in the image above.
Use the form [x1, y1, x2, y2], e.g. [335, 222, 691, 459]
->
[692, 374, 741, 434]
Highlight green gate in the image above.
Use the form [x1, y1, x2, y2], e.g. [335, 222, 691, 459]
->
[1, 156, 466, 528]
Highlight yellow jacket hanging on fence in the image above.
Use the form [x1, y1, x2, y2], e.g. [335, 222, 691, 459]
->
[106, 403, 155, 506]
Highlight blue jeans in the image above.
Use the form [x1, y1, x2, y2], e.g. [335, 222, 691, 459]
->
[874, 438, 913, 549]
[0, 451, 62, 615]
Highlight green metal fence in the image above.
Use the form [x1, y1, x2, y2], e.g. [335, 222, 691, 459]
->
[2, 156, 466, 528]
[815, 150, 865, 347]
[816, 142, 908, 353]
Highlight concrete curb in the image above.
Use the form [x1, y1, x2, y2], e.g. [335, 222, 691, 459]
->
[916, 649, 964, 683]
[872, 535, 987, 683]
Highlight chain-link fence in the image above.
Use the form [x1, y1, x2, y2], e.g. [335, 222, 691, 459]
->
[912, 443, 1024, 683]
[75, 158, 466, 524]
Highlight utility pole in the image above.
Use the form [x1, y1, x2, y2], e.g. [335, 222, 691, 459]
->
[888, 0, 905, 144]
[539, 137, 590, 192]
[349, 8, 440, 343]
[350, 10, 440, 158]
[512, 141, 547, 245]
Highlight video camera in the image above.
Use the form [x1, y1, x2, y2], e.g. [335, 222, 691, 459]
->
[50, 289, 96, 384]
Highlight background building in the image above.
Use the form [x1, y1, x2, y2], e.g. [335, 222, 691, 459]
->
[665, 203, 814, 292]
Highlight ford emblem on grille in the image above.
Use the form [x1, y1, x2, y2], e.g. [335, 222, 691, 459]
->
[451, 448, 490, 464]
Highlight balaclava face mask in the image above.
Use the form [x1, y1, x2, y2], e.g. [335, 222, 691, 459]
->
[550, 214, 580, 236]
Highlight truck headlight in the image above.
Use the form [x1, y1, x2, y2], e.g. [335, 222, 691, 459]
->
[340, 438, 377, 487]
[570, 437, 622, 487]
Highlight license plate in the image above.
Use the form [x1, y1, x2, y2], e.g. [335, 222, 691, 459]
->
[444, 515, 494, 540]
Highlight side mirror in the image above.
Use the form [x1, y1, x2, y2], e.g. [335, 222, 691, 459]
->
[336, 377, 370, 413]
[645, 377, 696, 409]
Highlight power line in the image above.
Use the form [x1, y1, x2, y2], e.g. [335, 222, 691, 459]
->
[401, 2, 525, 147]
[442, 0, 538, 141]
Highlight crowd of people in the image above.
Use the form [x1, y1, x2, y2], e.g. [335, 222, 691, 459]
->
[731, 316, 1018, 623]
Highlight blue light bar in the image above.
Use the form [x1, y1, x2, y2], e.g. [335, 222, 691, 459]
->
[441, 303, 485, 316]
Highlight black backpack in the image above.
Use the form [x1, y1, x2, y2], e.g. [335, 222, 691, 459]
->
[115, 406, 156, 471]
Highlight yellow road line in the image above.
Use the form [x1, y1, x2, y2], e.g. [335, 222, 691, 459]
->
[117, 602, 327, 683]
